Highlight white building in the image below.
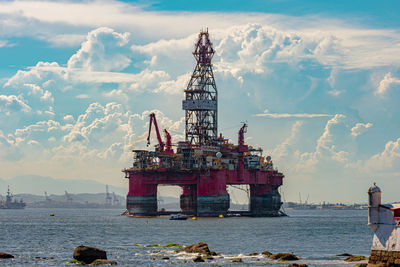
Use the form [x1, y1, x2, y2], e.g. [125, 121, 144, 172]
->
[368, 183, 400, 266]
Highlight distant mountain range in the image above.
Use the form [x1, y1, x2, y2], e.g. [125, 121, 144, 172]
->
[0, 175, 126, 196]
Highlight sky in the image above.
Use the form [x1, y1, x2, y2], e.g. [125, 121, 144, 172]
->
[1, 0, 400, 203]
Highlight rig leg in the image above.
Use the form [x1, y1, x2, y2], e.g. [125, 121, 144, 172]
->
[127, 182, 157, 216]
[197, 173, 230, 217]
[180, 185, 197, 215]
[197, 194, 230, 217]
[250, 185, 282, 216]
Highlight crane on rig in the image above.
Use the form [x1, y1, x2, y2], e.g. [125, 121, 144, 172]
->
[147, 113, 173, 154]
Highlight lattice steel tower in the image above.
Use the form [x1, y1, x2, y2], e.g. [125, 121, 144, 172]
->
[183, 30, 218, 145]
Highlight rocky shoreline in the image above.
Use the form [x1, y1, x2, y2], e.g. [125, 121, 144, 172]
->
[0, 242, 369, 266]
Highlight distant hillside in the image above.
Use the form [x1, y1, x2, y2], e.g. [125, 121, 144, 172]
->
[0, 175, 126, 195]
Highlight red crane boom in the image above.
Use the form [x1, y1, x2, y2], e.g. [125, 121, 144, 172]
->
[147, 113, 165, 152]
[238, 123, 247, 146]
[164, 129, 173, 154]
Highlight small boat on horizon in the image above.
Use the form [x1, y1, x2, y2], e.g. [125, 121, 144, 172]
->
[169, 214, 188, 220]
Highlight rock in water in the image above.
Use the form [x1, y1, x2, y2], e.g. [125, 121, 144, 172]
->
[179, 242, 211, 255]
[73, 246, 107, 264]
[193, 256, 205, 262]
[269, 253, 299, 261]
[261, 251, 272, 256]
[287, 264, 307, 267]
[343, 255, 367, 262]
[0, 253, 14, 259]
[337, 253, 353, 257]
[89, 259, 117, 265]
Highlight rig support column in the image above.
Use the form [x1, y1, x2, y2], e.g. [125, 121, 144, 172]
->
[180, 185, 197, 215]
[126, 173, 158, 216]
[250, 185, 282, 216]
[197, 172, 230, 216]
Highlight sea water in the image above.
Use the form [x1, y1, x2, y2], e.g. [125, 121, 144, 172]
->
[0, 208, 371, 266]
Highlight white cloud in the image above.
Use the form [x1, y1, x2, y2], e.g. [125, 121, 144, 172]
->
[14, 120, 63, 141]
[351, 122, 372, 137]
[5, 62, 67, 91]
[127, 70, 170, 92]
[0, 130, 23, 160]
[0, 95, 31, 113]
[63, 115, 74, 122]
[327, 89, 343, 97]
[255, 112, 331, 118]
[296, 114, 348, 170]
[47, 34, 86, 47]
[376, 72, 400, 95]
[154, 73, 189, 94]
[22, 83, 54, 103]
[1, 0, 399, 70]
[103, 89, 127, 100]
[76, 94, 90, 99]
[270, 121, 303, 161]
[0, 40, 14, 48]
[40, 90, 53, 102]
[97, 142, 124, 160]
[68, 27, 131, 72]
[27, 140, 39, 145]
[0, 40, 8, 47]
[367, 138, 400, 171]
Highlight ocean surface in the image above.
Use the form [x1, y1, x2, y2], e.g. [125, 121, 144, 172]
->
[0, 208, 371, 266]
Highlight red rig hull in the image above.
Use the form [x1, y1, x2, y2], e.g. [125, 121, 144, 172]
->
[124, 165, 283, 217]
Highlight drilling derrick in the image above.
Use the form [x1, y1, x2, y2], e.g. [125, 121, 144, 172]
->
[183, 30, 217, 145]
[123, 30, 285, 218]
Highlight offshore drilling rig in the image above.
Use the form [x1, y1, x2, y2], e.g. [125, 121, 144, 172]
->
[123, 30, 284, 217]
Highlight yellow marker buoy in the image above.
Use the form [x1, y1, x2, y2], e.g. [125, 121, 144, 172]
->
[218, 214, 224, 218]
[192, 217, 197, 220]
[50, 213, 55, 216]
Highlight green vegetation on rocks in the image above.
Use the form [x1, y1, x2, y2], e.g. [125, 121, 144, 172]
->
[69, 259, 84, 265]
[142, 244, 159, 247]
[89, 259, 117, 265]
[201, 255, 214, 260]
[163, 244, 183, 248]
